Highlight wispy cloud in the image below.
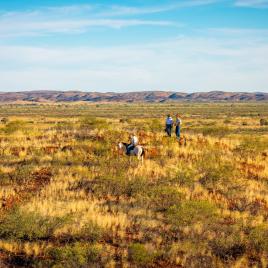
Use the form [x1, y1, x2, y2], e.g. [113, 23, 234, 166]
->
[0, 18, 177, 37]
[1, 31, 267, 91]
[46, 4, 93, 14]
[0, 1, 267, 92]
[208, 27, 268, 34]
[0, 1, 223, 37]
[0, 3, 183, 37]
[99, 0, 220, 17]
[234, 0, 268, 8]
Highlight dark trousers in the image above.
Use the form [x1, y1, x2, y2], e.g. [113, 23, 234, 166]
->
[175, 126, 181, 138]
[126, 144, 135, 155]
[166, 124, 172, 137]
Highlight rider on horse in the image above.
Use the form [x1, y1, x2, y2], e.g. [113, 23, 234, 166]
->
[126, 133, 138, 155]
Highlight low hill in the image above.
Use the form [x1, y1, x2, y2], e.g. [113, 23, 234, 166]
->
[0, 90, 267, 103]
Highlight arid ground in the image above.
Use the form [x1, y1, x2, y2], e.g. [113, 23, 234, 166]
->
[0, 102, 267, 267]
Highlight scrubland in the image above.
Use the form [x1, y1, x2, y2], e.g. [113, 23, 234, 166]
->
[0, 102, 267, 267]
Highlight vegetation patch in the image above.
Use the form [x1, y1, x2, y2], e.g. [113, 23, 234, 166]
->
[167, 200, 218, 227]
[0, 208, 70, 241]
[0, 103, 267, 267]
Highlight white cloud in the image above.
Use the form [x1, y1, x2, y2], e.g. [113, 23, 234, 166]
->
[0, 5, 176, 38]
[207, 27, 268, 35]
[0, 32, 267, 92]
[235, 0, 268, 8]
[0, 18, 177, 37]
[46, 4, 93, 14]
[99, 0, 220, 17]
[0, 2, 267, 91]
[0, 1, 223, 37]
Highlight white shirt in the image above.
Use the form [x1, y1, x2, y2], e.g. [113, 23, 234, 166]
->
[166, 117, 173, 125]
[175, 118, 182, 126]
[131, 136, 138, 146]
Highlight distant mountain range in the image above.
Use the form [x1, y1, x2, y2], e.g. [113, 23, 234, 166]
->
[0, 91, 267, 103]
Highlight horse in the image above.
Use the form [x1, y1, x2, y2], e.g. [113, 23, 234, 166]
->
[118, 142, 145, 162]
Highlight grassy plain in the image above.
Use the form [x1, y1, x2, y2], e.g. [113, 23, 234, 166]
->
[0, 102, 268, 267]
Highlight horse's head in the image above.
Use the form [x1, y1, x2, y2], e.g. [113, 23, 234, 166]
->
[118, 142, 128, 151]
[118, 142, 124, 150]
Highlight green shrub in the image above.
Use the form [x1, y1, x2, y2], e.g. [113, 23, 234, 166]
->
[4, 120, 27, 134]
[81, 175, 149, 199]
[149, 119, 163, 132]
[212, 243, 245, 261]
[237, 137, 268, 154]
[75, 221, 104, 242]
[198, 150, 238, 189]
[167, 200, 218, 227]
[48, 242, 101, 267]
[171, 168, 197, 187]
[92, 142, 108, 157]
[80, 117, 108, 130]
[201, 126, 230, 137]
[141, 185, 184, 212]
[199, 161, 236, 188]
[249, 225, 268, 252]
[0, 170, 11, 185]
[8, 165, 33, 184]
[55, 121, 74, 131]
[0, 208, 70, 241]
[210, 229, 246, 261]
[128, 243, 157, 266]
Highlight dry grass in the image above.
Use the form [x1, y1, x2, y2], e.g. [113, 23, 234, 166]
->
[0, 102, 267, 267]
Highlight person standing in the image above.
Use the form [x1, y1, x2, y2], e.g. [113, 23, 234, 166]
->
[175, 114, 182, 139]
[165, 114, 173, 137]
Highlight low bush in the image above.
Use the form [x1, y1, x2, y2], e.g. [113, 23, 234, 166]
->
[201, 126, 230, 137]
[4, 120, 27, 134]
[78, 175, 149, 199]
[80, 117, 108, 130]
[210, 233, 246, 261]
[128, 243, 157, 266]
[198, 150, 238, 189]
[74, 221, 104, 242]
[167, 200, 218, 227]
[237, 137, 268, 154]
[55, 121, 75, 131]
[171, 168, 197, 187]
[92, 142, 109, 157]
[140, 185, 184, 212]
[149, 119, 163, 132]
[0, 208, 70, 241]
[249, 225, 268, 252]
[0, 170, 11, 185]
[47, 242, 101, 267]
[8, 165, 33, 184]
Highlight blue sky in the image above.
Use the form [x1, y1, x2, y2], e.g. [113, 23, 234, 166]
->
[0, 0, 268, 92]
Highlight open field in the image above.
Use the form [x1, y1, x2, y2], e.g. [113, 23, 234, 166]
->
[0, 102, 268, 267]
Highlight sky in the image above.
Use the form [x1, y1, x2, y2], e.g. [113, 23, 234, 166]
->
[0, 0, 268, 92]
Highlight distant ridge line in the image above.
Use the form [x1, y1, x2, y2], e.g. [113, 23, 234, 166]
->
[0, 90, 267, 102]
